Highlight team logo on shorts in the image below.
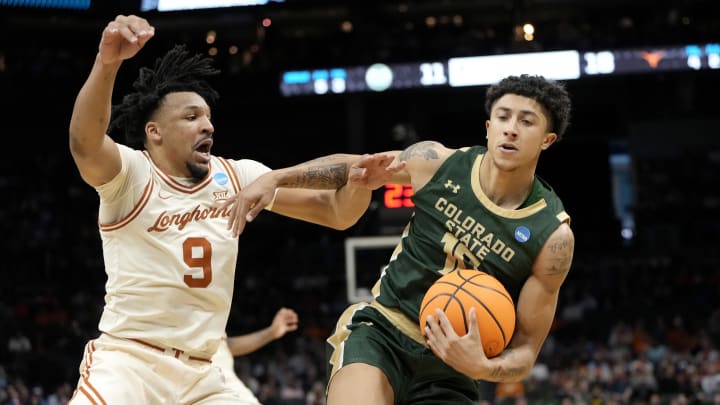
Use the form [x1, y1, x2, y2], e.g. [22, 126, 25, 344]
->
[514, 226, 531, 243]
[213, 173, 229, 185]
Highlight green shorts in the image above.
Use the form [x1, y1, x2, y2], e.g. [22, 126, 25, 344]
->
[326, 303, 480, 405]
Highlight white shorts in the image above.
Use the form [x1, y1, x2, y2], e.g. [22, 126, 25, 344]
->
[68, 334, 247, 404]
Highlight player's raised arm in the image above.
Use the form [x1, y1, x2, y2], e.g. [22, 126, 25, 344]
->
[68, 15, 154, 187]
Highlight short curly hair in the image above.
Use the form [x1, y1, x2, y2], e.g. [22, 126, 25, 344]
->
[108, 44, 220, 148]
[484, 74, 572, 140]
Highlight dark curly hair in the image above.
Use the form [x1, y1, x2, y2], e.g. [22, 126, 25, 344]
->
[108, 44, 220, 149]
[484, 74, 572, 140]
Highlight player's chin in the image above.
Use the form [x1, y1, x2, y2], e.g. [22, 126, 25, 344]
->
[188, 162, 210, 181]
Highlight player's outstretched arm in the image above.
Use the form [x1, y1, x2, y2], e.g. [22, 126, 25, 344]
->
[258, 143, 453, 234]
[69, 15, 154, 187]
[226, 308, 299, 356]
[224, 152, 405, 236]
[425, 223, 574, 382]
[269, 152, 408, 231]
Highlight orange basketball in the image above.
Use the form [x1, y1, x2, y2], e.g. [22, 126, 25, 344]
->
[419, 269, 516, 358]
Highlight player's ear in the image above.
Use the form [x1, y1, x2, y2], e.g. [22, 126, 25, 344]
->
[541, 132, 557, 150]
[146, 121, 161, 142]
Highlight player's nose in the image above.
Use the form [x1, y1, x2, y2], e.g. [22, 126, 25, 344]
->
[202, 117, 214, 135]
[502, 119, 519, 137]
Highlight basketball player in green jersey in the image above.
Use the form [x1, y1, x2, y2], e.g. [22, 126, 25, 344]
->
[227, 74, 574, 404]
[67, 15, 401, 404]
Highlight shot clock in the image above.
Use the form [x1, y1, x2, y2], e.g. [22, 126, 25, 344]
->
[374, 185, 414, 236]
[383, 184, 414, 209]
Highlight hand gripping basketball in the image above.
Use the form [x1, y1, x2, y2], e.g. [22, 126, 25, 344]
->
[419, 270, 516, 358]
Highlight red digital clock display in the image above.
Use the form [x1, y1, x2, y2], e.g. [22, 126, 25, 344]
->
[383, 184, 414, 208]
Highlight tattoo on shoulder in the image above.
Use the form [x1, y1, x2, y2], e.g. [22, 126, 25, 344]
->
[545, 231, 574, 277]
[398, 141, 440, 161]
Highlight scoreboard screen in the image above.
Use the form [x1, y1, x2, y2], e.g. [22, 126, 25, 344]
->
[280, 43, 720, 96]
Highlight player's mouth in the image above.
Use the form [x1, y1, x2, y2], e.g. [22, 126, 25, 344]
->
[499, 142, 518, 152]
[194, 138, 213, 163]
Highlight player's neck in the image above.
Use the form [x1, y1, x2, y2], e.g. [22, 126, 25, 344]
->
[147, 149, 192, 180]
[478, 155, 535, 210]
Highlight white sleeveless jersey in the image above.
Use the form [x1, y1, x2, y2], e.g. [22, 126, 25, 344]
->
[94, 144, 270, 357]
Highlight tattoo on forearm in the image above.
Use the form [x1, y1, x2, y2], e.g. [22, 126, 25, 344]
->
[398, 141, 440, 161]
[279, 163, 348, 188]
[489, 350, 526, 379]
[490, 365, 526, 379]
[488, 349, 526, 379]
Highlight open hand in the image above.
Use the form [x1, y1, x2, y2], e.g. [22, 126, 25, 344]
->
[348, 152, 407, 190]
[222, 171, 278, 237]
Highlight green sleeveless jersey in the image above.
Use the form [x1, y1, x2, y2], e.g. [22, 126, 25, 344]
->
[373, 145, 570, 325]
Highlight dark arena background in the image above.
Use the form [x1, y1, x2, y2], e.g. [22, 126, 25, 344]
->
[1, 0, 719, 403]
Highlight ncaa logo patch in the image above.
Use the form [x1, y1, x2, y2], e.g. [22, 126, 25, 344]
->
[514, 226, 531, 243]
[213, 173, 229, 185]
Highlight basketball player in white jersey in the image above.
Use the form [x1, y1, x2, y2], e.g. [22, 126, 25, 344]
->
[67, 15, 400, 404]
[213, 307, 299, 404]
